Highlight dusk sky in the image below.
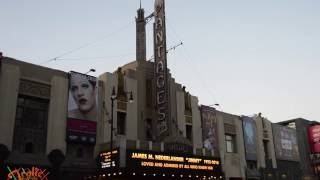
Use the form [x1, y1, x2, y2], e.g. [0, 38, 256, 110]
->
[1, 0, 319, 122]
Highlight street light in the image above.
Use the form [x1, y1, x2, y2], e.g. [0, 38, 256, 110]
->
[109, 86, 133, 167]
[85, 68, 96, 74]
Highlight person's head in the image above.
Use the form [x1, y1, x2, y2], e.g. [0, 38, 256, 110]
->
[70, 73, 96, 113]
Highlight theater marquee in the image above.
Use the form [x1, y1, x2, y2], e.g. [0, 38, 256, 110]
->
[126, 150, 221, 172]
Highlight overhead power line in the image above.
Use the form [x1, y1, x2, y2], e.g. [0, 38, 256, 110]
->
[40, 21, 134, 65]
[50, 52, 135, 61]
[165, 18, 222, 109]
[147, 41, 183, 61]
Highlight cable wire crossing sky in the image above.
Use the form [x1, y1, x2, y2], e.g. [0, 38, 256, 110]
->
[0, 0, 319, 122]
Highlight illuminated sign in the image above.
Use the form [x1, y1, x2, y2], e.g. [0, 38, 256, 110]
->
[99, 149, 119, 169]
[154, 0, 169, 139]
[6, 166, 49, 180]
[127, 150, 221, 172]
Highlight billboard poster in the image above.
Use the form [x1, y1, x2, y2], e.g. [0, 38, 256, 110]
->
[272, 124, 299, 161]
[200, 105, 218, 154]
[308, 125, 320, 153]
[67, 71, 98, 144]
[154, 0, 169, 139]
[242, 116, 257, 160]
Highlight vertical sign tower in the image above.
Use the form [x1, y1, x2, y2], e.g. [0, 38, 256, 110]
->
[154, 0, 170, 140]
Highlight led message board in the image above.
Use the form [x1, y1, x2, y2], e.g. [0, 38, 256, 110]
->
[126, 149, 221, 173]
[99, 149, 119, 169]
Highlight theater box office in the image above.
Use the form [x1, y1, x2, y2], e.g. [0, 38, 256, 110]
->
[96, 149, 224, 179]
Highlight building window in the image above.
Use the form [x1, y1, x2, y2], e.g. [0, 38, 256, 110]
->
[76, 148, 83, 158]
[146, 79, 152, 107]
[225, 134, 236, 153]
[247, 160, 257, 169]
[145, 118, 152, 140]
[15, 96, 48, 129]
[263, 140, 269, 160]
[186, 125, 192, 142]
[117, 112, 126, 135]
[13, 95, 48, 154]
[25, 142, 33, 153]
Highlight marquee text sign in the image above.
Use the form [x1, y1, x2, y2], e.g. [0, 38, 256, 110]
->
[127, 150, 221, 171]
[99, 149, 119, 169]
[154, 0, 169, 139]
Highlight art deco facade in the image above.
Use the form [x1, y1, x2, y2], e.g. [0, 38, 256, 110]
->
[0, 2, 319, 180]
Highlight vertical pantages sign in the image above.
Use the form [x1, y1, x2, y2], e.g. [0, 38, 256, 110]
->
[67, 71, 98, 144]
[200, 105, 219, 154]
[154, 0, 169, 139]
[272, 124, 299, 161]
[242, 116, 257, 160]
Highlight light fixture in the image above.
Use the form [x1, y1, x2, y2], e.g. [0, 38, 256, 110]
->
[129, 91, 134, 103]
[143, 173, 146, 176]
[85, 69, 96, 74]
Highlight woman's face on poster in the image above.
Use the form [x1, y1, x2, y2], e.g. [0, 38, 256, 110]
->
[70, 75, 96, 113]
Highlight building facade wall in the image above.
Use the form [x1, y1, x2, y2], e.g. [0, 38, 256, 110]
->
[217, 111, 246, 179]
[46, 75, 68, 154]
[191, 95, 203, 150]
[0, 62, 20, 150]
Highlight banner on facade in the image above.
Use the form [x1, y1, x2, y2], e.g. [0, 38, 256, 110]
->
[272, 124, 299, 161]
[308, 125, 320, 153]
[242, 116, 257, 160]
[67, 71, 98, 144]
[200, 105, 219, 155]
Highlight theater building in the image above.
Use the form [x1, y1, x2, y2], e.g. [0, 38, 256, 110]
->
[0, 57, 100, 179]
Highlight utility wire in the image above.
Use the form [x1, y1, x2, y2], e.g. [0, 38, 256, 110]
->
[52, 52, 135, 61]
[166, 18, 222, 111]
[40, 21, 134, 65]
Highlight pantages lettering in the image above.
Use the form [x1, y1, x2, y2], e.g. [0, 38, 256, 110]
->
[154, 0, 168, 137]
[7, 166, 49, 180]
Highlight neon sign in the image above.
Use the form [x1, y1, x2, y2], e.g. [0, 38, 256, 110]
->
[6, 166, 49, 180]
